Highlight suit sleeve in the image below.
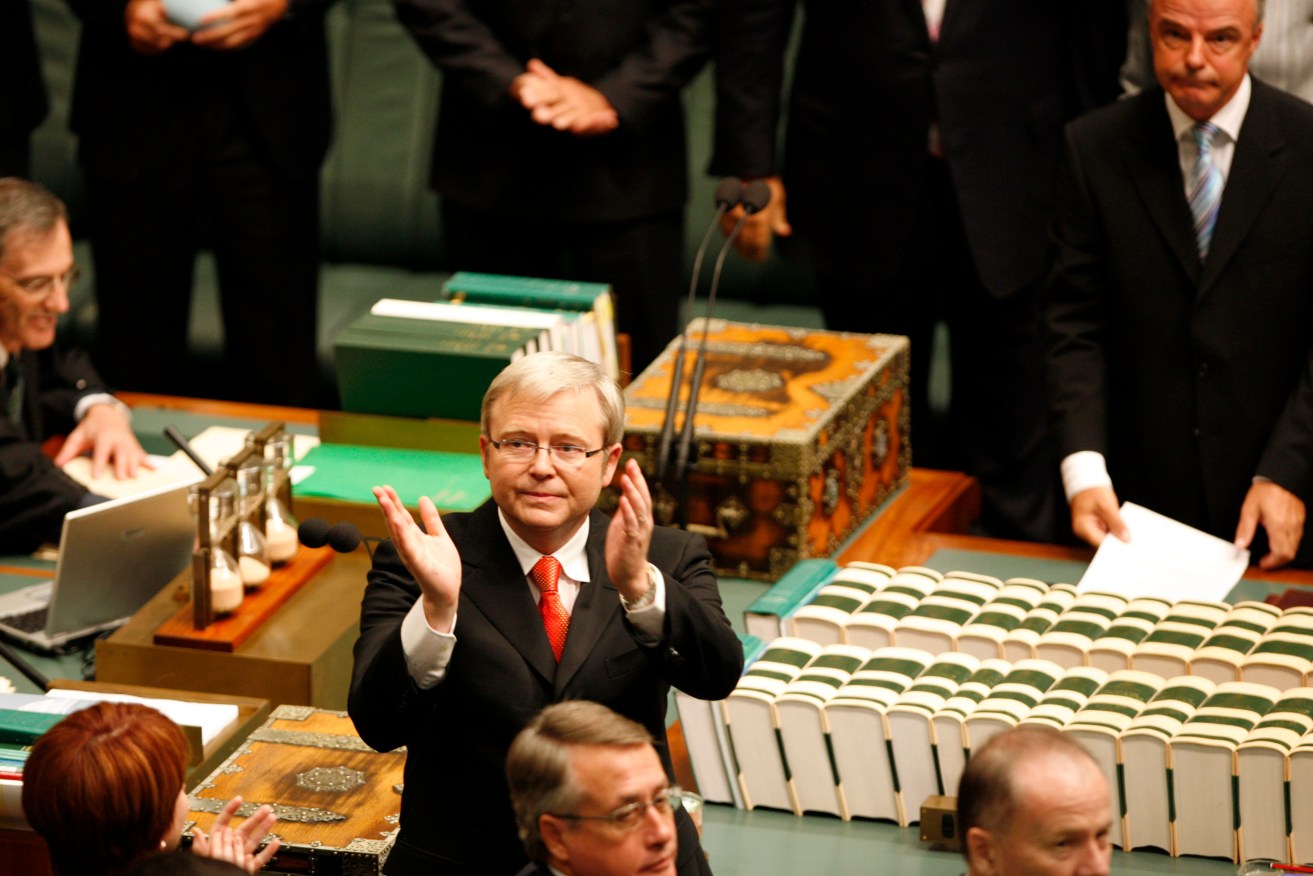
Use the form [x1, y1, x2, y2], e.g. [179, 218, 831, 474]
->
[36, 346, 108, 436]
[636, 529, 743, 700]
[708, 0, 796, 179]
[347, 540, 431, 753]
[1044, 123, 1113, 461]
[590, 0, 712, 133]
[390, 0, 528, 109]
[1256, 354, 1313, 501]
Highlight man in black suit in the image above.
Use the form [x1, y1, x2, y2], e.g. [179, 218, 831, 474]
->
[64, 0, 334, 407]
[0, 178, 148, 553]
[0, 1, 47, 178]
[391, 0, 712, 373]
[348, 351, 742, 876]
[507, 701, 697, 876]
[1046, 0, 1313, 568]
[712, 1, 1125, 543]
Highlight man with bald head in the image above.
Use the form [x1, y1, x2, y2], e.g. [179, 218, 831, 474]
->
[958, 726, 1111, 876]
[1046, 0, 1313, 568]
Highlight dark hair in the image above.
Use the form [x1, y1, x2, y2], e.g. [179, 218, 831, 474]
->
[957, 725, 1098, 862]
[22, 702, 191, 876]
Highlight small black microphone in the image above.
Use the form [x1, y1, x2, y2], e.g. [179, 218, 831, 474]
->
[656, 177, 744, 485]
[299, 517, 382, 558]
[672, 180, 773, 487]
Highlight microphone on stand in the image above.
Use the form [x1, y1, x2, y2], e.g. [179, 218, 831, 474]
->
[671, 180, 772, 491]
[655, 177, 744, 486]
[298, 517, 383, 559]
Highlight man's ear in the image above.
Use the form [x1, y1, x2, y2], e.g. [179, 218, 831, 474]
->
[965, 825, 1000, 875]
[540, 813, 571, 866]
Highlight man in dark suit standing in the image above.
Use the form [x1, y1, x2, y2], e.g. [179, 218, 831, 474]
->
[1046, 0, 1313, 568]
[390, 0, 711, 373]
[0, 178, 148, 553]
[0, 1, 48, 178]
[349, 351, 742, 876]
[65, 0, 334, 407]
[712, 1, 1125, 543]
[506, 701, 697, 876]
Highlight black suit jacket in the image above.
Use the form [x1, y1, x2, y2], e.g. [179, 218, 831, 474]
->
[348, 501, 742, 876]
[392, 0, 711, 222]
[0, 0, 48, 152]
[0, 347, 100, 553]
[1045, 80, 1313, 545]
[64, 0, 334, 184]
[711, 0, 1124, 294]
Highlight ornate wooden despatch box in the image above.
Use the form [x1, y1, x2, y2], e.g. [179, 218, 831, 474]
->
[621, 319, 910, 581]
[186, 706, 404, 876]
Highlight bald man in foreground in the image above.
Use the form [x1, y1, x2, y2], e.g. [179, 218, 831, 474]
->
[958, 726, 1112, 876]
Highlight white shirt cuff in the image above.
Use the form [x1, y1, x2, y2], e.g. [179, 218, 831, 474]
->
[400, 598, 456, 690]
[1060, 450, 1114, 503]
[74, 393, 122, 422]
[623, 564, 666, 645]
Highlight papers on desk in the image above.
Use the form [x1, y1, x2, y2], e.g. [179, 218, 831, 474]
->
[1077, 502, 1249, 602]
[62, 425, 319, 500]
[12, 689, 239, 748]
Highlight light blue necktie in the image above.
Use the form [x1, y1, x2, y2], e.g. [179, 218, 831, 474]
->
[1188, 121, 1224, 260]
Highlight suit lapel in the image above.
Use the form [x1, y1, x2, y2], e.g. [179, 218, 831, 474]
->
[1199, 83, 1285, 295]
[458, 505, 558, 684]
[1127, 93, 1204, 287]
[554, 510, 620, 696]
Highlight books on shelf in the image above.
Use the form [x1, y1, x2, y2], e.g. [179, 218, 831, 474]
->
[674, 634, 765, 807]
[893, 572, 1001, 656]
[845, 566, 942, 652]
[1001, 584, 1079, 663]
[1236, 687, 1313, 864]
[1170, 681, 1281, 860]
[956, 578, 1049, 662]
[743, 559, 839, 642]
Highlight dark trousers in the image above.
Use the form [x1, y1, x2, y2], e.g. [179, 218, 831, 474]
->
[818, 156, 1063, 543]
[85, 92, 321, 407]
[440, 199, 684, 376]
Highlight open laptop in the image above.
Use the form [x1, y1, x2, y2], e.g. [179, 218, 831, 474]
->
[0, 478, 200, 653]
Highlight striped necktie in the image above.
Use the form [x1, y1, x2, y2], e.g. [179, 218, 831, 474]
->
[531, 556, 570, 662]
[1188, 121, 1224, 260]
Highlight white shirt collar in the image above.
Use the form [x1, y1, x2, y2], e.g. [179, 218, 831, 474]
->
[0, 347, 8, 371]
[1165, 73, 1252, 144]
[496, 508, 593, 583]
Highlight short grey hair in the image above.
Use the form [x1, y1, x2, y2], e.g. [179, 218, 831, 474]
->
[0, 178, 67, 263]
[481, 351, 626, 446]
[957, 725, 1100, 863]
[506, 701, 654, 864]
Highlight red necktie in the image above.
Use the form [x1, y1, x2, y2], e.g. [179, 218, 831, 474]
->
[531, 556, 570, 661]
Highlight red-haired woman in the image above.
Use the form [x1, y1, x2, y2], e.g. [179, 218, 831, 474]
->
[21, 701, 280, 876]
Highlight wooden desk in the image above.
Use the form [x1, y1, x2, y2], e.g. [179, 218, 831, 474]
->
[95, 552, 367, 709]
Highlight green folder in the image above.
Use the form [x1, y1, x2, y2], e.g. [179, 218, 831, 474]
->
[295, 443, 490, 512]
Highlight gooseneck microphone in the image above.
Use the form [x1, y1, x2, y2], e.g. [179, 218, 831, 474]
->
[655, 177, 744, 485]
[298, 517, 383, 559]
[671, 179, 773, 488]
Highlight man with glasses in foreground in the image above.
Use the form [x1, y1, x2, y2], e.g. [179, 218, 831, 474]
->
[507, 700, 701, 876]
[349, 350, 742, 876]
[0, 177, 148, 552]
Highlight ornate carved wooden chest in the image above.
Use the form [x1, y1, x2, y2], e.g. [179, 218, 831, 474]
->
[620, 319, 910, 581]
[185, 706, 404, 875]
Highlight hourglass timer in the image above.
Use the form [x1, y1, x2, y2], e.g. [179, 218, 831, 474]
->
[256, 433, 299, 565]
[233, 458, 271, 587]
[189, 481, 244, 617]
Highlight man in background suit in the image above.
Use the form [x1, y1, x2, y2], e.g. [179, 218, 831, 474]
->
[390, 0, 712, 373]
[506, 701, 699, 876]
[711, 1, 1125, 544]
[0, 178, 147, 553]
[1046, 0, 1313, 568]
[65, 0, 335, 407]
[0, 0, 48, 178]
[349, 351, 742, 875]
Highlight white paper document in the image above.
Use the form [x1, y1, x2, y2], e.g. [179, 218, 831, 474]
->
[1076, 502, 1249, 602]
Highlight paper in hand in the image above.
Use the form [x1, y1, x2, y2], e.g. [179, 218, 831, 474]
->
[162, 0, 230, 31]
